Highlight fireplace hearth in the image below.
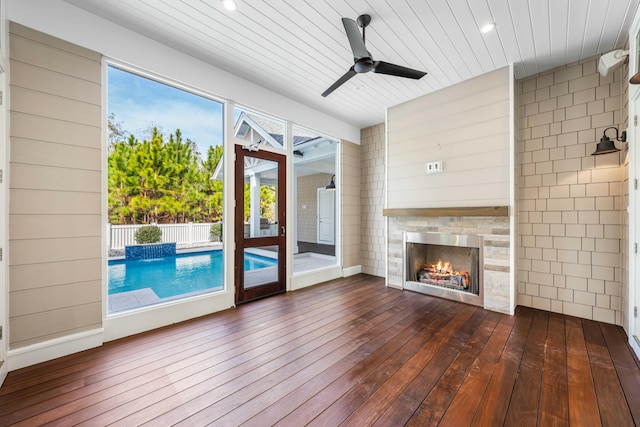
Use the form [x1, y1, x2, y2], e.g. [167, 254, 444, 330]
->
[404, 232, 483, 306]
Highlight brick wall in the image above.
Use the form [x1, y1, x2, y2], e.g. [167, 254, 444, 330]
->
[360, 123, 385, 277]
[341, 141, 361, 269]
[517, 55, 627, 325]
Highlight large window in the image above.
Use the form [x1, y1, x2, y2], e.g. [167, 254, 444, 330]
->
[292, 126, 339, 273]
[106, 65, 225, 313]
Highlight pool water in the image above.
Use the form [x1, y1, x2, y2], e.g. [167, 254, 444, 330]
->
[108, 250, 276, 298]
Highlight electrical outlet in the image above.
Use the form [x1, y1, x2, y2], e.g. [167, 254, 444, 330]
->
[426, 161, 443, 174]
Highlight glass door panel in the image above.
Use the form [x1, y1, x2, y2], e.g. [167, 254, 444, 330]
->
[235, 145, 286, 303]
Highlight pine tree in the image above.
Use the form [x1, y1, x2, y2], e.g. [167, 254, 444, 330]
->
[107, 123, 226, 225]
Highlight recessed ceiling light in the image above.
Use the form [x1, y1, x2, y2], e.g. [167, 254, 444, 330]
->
[481, 22, 495, 33]
[223, 0, 237, 11]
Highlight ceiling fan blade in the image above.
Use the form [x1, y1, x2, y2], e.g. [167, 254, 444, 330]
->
[372, 61, 427, 79]
[342, 18, 369, 60]
[322, 67, 357, 97]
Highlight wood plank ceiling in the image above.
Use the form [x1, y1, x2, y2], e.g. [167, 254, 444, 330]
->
[63, 0, 640, 129]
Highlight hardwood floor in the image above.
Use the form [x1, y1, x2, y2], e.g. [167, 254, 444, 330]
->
[1, 274, 640, 426]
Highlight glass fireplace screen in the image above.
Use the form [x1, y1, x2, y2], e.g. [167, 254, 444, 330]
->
[406, 242, 480, 295]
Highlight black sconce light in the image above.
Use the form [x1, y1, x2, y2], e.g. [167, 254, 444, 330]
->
[592, 126, 626, 155]
[326, 175, 336, 190]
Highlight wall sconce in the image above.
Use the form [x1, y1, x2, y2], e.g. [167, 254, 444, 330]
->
[325, 175, 336, 190]
[592, 127, 626, 155]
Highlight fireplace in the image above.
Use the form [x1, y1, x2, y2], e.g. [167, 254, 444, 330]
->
[404, 232, 483, 306]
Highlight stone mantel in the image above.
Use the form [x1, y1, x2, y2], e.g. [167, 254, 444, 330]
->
[382, 206, 509, 217]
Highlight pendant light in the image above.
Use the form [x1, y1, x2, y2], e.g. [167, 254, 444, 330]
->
[326, 175, 336, 190]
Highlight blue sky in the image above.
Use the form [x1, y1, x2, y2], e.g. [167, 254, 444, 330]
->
[107, 66, 224, 156]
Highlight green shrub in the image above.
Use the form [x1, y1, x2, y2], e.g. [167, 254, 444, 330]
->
[135, 225, 162, 244]
[210, 222, 223, 241]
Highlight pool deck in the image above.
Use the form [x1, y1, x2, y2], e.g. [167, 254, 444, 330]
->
[108, 286, 225, 313]
[108, 247, 336, 313]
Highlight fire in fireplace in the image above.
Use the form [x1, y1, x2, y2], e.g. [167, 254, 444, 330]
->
[404, 232, 483, 306]
[418, 259, 470, 291]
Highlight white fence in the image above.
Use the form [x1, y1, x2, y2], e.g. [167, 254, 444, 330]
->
[108, 223, 218, 250]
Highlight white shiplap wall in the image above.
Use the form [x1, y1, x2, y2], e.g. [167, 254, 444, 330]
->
[387, 66, 512, 209]
[54, 0, 639, 128]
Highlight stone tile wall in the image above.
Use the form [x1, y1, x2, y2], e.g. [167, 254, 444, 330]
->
[359, 55, 629, 325]
[517, 55, 626, 324]
[360, 124, 386, 277]
[341, 140, 362, 269]
[388, 216, 512, 314]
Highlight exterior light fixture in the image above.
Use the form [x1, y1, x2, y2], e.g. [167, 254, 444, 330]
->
[326, 175, 336, 190]
[598, 49, 628, 77]
[480, 23, 495, 33]
[223, 0, 237, 11]
[592, 126, 626, 155]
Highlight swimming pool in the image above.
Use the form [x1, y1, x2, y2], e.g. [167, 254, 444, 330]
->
[108, 250, 276, 298]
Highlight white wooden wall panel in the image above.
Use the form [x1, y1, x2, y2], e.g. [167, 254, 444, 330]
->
[10, 215, 101, 240]
[11, 138, 101, 170]
[548, 1, 570, 67]
[10, 282, 101, 317]
[387, 67, 511, 209]
[10, 304, 102, 347]
[11, 62, 100, 105]
[11, 87, 101, 126]
[11, 113, 101, 149]
[10, 190, 101, 215]
[566, 2, 590, 64]
[11, 164, 101, 192]
[8, 22, 102, 349]
[10, 237, 101, 267]
[10, 259, 102, 292]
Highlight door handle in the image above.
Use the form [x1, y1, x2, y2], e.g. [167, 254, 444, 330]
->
[281, 226, 285, 236]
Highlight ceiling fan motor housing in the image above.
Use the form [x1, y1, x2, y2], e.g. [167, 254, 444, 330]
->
[354, 57, 374, 73]
[357, 14, 371, 28]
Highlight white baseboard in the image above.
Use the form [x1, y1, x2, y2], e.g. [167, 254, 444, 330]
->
[342, 265, 362, 277]
[291, 266, 343, 291]
[7, 328, 104, 371]
[630, 334, 640, 360]
[0, 360, 7, 386]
